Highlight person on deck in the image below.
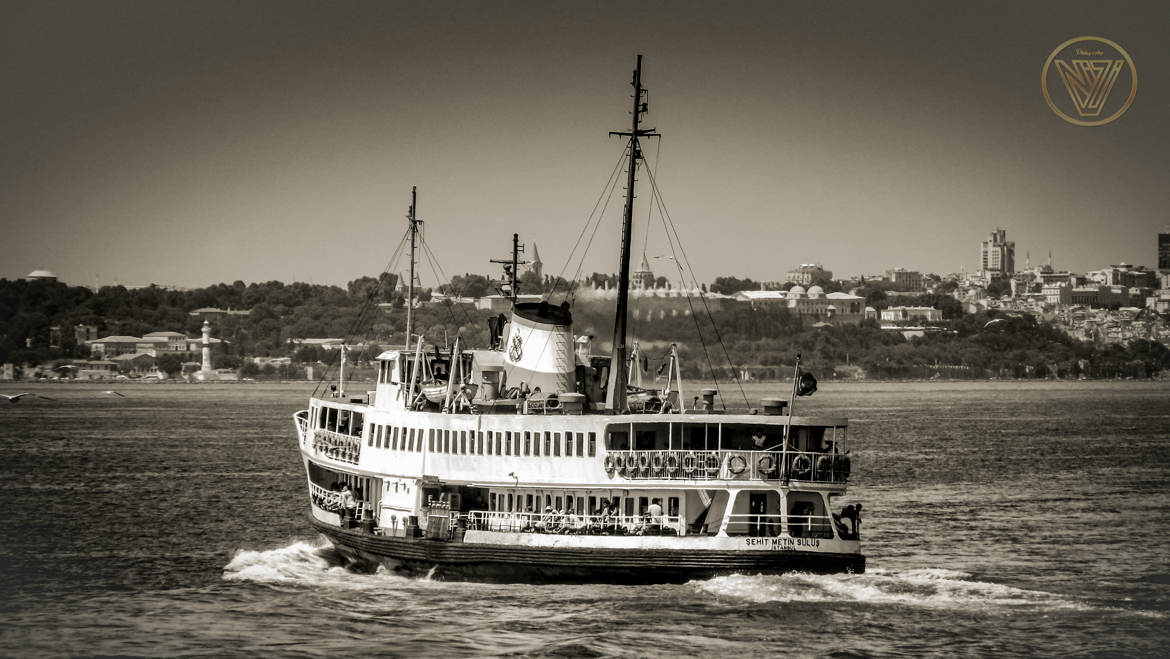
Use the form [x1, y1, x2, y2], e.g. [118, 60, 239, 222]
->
[341, 484, 357, 524]
[647, 498, 664, 534]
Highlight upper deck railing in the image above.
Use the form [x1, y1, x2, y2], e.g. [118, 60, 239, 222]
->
[604, 449, 850, 483]
[465, 510, 687, 536]
[311, 428, 362, 465]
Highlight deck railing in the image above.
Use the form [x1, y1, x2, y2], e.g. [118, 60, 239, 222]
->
[724, 513, 836, 539]
[309, 482, 344, 511]
[465, 510, 687, 536]
[293, 410, 310, 447]
[311, 428, 362, 465]
[604, 449, 851, 483]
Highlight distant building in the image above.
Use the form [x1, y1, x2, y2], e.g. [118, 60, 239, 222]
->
[737, 285, 865, 324]
[785, 264, 831, 286]
[188, 307, 250, 321]
[980, 228, 1015, 276]
[1042, 283, 1072, 306]
[530, 243, 543, 280]
[24, 269, 58, 283]
[74, 324, 99, 346]
[87, 336, 142, 357]
[885, 268, 923, 292]
[143, 331, 189, 353]
[632, 252, 656, 289]
[1159, 231, 1170, 271]
[880, 306, 943, 323]
[1088, 263, 1158, 289]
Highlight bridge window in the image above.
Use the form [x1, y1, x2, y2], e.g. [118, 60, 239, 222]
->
[461, 431, 467, 454]
[564, 431, 573, 457]
[588, 432, 596, 456]
[524, 431, 531, 456]
[544, 432, 552, 455]
[553, 433, 561, 457]
[576, 432, 584, 457]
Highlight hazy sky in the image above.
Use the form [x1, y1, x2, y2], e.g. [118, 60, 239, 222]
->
[3, 1, 1168, 289]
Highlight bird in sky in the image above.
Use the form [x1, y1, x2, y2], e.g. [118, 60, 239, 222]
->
[2, 393, 55, 403]
[103, 390, 127, 398]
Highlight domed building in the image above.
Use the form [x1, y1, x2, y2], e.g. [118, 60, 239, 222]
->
[24, 269, 58, 283]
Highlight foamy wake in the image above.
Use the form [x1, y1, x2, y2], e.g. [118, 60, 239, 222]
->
[223, 539, 403, 589]
[693, 568, 1092, 613]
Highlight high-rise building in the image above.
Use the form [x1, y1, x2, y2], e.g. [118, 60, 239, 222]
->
[785, 263, 832, 286]
[981, 228, 1015, 276]
[1158, 231, 1170, 271]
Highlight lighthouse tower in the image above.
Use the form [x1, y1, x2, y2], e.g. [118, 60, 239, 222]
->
[200, 321, 212, 374]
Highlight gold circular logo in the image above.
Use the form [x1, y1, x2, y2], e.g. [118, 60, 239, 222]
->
[1042, 36, 1136, 126]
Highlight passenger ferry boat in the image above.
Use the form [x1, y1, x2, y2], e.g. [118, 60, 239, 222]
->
[293, 56, 864, 583]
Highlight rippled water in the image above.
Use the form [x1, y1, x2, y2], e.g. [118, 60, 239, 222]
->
[1, 381, 1167, 656]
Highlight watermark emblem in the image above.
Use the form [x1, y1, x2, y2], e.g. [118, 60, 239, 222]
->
[1042, 36, 1136, 126]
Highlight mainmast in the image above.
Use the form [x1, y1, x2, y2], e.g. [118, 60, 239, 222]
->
[404, 186, 421, 350]
[490, 233, 527, 303]
[606, 54, 659, 411]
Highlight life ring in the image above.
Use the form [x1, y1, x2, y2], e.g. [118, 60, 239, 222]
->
[757, 454, 777, 475]
[791, 452, 812, 479]
[728, 454, 748, 475]
[704, 453, 720, 474]
[623, 453, 639, 472]
[681, 452, 698, 476]
[545, 396, 561, 410]
[638, 452, 652, 470]
[666, 453, 680, 474]
[815, 455, 834, 478]
[604, 454, 617, 474]
[651, 452, 665, 471]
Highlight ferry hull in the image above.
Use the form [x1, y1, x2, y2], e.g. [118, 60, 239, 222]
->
[310, 516, 865, 584]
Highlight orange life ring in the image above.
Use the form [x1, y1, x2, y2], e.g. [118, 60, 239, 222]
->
[728, 454, 748, 475]
[757, 454, 777, 475]
[791, 452, 812, 479]
[604, 454, 617, 473]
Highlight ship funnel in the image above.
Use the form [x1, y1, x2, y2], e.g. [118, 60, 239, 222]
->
[502, 301, 575, 394]
[760, 397, 788, 416]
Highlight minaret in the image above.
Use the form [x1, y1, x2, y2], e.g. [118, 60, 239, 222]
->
[530, 243, 543, 280]
[201, 321, 212, 374]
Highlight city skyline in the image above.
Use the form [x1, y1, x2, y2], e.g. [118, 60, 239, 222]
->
[3, 1, 1168, 289]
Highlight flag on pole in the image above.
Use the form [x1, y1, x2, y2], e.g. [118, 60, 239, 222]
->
[796, 371, 817, 397]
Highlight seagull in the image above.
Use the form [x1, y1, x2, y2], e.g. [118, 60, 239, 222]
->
[103, 390, 127, 398]
[2, 393, 54, 403]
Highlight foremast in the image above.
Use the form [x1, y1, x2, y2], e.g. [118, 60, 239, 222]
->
[606, 54, 659, 411]
[404, 186, 421, 350]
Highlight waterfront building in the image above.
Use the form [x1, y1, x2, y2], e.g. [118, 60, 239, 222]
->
[880, 306, 943, 323]
[980, 228, 1015, 276]
[885, 268, 923, 291]
[785, 264, 831, 286]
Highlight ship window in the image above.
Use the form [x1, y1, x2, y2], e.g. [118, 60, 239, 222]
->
[490, 493, 497, 510]
[496, 432, 503, 456]
[564, 431, 573, 457]
[638, 497, 648, 515]
[555, 496, 562, 510]
[524, 431, 531, 456]
[668, 497, 679, 517]
[634, 429, 658, 450]
[533, 431, 541, 456]
[588, 432, 596, 457]
[566, 495, 574, 512]
[525, 494, 534, 510]
[606, 429, 630, 451]
[506, 493, 513, 511]
[368, 427, 375, 447]
[544, 432, 551, 455]
[443, 430, 450, 454]
[588, 496, 596, 513]
[545, 494, 552, 509]
[487, 431, 494, 455]
[461, 431, 467, 454]
[624, 498, 634, 517]
[576, 432, 584, 457]
[352, 412, 363, 435]
[553, 433, 561, 457]
[424, 428, 431, 452]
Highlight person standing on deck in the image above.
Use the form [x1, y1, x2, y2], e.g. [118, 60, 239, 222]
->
[647, 498, 664, 534]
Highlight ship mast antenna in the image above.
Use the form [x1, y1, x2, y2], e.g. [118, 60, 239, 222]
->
[490, 233, 527, 303]
[606, 54, 659, 411]
[405, 186, 421, 350]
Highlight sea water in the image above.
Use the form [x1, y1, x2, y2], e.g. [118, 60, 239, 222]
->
[0, 381, 1167, 656]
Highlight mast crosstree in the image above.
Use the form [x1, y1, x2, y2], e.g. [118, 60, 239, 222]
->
[606, 54, 660, 412]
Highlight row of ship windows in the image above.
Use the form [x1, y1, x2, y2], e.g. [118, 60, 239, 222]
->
[367, 426, 598, 458]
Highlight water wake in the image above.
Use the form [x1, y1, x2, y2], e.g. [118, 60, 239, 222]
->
[693, 568, 1091, 612]
[222, 539, 402, 589]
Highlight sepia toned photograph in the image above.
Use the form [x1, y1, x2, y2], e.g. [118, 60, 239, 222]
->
[1, 1, 1167, 656]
